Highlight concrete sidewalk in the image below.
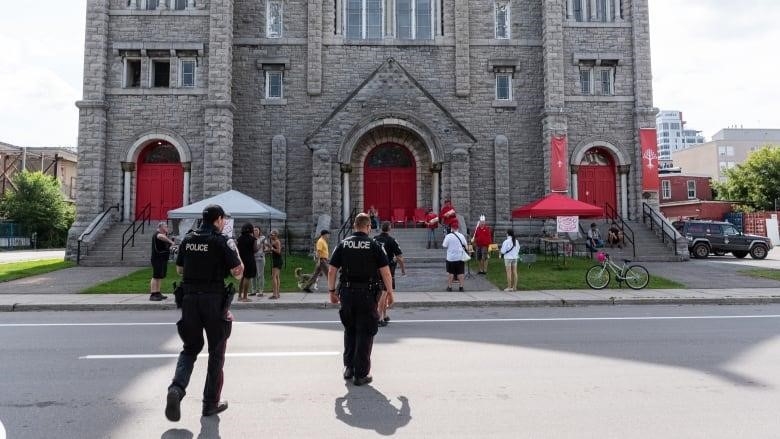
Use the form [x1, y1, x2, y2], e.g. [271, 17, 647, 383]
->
[1, 288, 779, 312]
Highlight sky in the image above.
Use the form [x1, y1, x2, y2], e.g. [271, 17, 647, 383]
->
[1, 0, 779, 148]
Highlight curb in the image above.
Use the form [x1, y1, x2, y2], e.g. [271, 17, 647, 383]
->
[4, 297, 780, 312]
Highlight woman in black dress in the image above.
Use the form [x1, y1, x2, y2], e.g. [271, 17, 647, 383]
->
[269, 229, 283, 299]
[236, 222, 257, 302]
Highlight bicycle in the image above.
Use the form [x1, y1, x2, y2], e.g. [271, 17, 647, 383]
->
[585, 252, 650, 290]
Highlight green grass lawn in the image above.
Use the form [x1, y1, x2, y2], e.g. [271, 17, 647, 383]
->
[483, 254, 685, 290]
[0, 258, 75, 282]
[82, 254, 318, 294]
[739, 268, 780, 282]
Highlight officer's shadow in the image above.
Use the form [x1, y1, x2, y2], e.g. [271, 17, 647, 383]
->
[160, 415, 221, 439]
[334, 383, 412, 435]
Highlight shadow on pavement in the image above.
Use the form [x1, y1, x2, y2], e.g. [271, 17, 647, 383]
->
[334, 383, 411, 435]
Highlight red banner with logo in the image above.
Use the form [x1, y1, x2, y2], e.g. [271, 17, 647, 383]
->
[640, 128, 660, 191]
[550, 135, 568, 192]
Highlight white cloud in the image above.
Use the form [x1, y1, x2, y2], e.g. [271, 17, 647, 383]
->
[649, 0, 780, 138]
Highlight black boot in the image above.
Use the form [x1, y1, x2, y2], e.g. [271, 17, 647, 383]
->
[202, 401, 229, 417]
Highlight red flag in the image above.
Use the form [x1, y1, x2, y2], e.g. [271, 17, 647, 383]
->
[639, 129, 660, 191]
[550, 135, 568, 192]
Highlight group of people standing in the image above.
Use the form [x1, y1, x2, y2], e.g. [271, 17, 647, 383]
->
[236, 224, 283, 301]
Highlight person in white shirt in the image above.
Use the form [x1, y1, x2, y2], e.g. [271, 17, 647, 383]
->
[500, 229, 521, 291]
[442, 222, 469, 292]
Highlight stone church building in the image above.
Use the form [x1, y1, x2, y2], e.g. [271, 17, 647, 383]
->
[68, 0, 657, 254]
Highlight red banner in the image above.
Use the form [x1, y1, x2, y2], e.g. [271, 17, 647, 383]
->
[550, 135, 568, 192]
[640, 128, 660, 191]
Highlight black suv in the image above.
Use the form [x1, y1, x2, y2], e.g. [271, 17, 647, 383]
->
[675, 220, 773, 259]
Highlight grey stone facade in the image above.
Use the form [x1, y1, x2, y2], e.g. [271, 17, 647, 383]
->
[68, 0, 657, 256]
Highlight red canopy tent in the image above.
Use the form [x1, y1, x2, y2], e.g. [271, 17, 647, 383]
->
[511, 193, 604, 218]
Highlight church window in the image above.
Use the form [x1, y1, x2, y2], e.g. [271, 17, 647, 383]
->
[367, 144, 414, 168]
[145, 0, 159, 10]
[180, 59, 196, 87]
[495, 0, 510, 39]
[396, 0, 433, 39]
[265, 71, 283, 99]
[143, 141, 180, 163]
[579, 68, 592, 94]
[173, 0, 187, 10]
[124, 59, 141, 88]
[267, 0, 283, 38]
[345, 0, 383, 39]
[495, 74, 511, 100]
[569, 0, 621, 22]
[579, 62, 615, 96]
[151, 60, 170, 88]
[598, 67, 614, 95]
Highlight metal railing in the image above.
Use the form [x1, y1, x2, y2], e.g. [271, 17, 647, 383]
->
[337, 208, 358, 242]
[77, 204, 120, 265]
[604, 202, 636, 258]
[121, 203, 152, 261]
[642, 202, 680, 256]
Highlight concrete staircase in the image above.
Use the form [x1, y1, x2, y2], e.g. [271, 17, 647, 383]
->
[77, 222, 155, 267]
[583, 219, 688, 262]
[382, 226, 446, 266]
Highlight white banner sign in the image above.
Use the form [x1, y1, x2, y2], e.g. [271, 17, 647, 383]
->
[557, 216, 579, 233]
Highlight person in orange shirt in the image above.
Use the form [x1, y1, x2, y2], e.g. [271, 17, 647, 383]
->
[472, 216, 493, 275]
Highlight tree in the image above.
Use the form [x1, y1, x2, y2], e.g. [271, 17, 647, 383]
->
[712, 145, 780, 211]
[0, 171, 75, 247]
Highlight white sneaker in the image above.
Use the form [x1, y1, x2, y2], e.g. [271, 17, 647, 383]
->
[503, 287, 513, 292]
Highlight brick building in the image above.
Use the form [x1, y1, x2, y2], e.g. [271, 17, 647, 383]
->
[658, 174, 732, 221]
[67, 0, 657, 256]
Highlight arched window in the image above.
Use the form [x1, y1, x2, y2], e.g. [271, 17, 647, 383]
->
[142, 141, 180, 163]
[366, 144, 414, 168]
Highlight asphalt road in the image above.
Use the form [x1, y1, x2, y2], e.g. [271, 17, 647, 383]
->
[1, 305, 779, 438]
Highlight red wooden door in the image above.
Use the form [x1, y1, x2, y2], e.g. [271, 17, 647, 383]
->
[136, 142, 183, 220]
[578, 165, 616, 213]
[363, 144, 416, 220]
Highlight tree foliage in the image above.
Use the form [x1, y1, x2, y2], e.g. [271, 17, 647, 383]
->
[712, 145, 780, 211]
[0, 171, 75, 247]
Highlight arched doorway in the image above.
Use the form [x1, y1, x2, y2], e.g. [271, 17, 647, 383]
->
[136, 140, 183, 220]
[364, 143, 416, 221]
[577, 148, 616, 212]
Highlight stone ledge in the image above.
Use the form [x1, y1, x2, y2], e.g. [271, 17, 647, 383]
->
[108, 9, 210, 16]
[565, 21, 631, 28]
[261, 98, 288, 106]
[106, 88, 208, 96]
[492, 100, 517, 108]
[565, 95, 635, 103]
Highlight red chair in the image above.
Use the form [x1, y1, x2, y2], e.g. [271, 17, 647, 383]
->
[413, 208, 427, 227]
[391, 208, 408, 228]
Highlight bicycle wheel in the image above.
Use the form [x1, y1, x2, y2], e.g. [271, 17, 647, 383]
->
[624, 265, 650, 290]
[586, 265, 610, 289]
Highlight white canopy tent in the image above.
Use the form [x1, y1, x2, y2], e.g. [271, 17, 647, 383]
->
[167, 190, 287, 220]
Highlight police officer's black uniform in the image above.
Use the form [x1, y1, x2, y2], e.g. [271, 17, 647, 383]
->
[329, 230, 389, 384]
[165, 206, 241, 422]
[374, 232, 402, 289]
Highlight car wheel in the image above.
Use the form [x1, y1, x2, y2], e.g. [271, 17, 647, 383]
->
[750, 245, 768, 260]
[692, 243, 709, 259]
[732, 251, 748, 259]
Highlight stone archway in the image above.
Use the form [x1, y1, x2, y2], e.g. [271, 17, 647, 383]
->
[122, 131, 192, 221]
[570, 139, 630, 218]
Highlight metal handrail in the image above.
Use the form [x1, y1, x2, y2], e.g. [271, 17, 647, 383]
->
[76, 204, 120, 265]
[642, 202, 680, 255]
[604, 203, 636, 258]
[338, 208, 358, 242]
[121, 203, 152, 261]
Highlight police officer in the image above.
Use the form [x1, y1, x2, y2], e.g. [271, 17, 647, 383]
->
[165, 204, 243, 422]
[374, 221, 406, 327]
[327, 212, 394, 386]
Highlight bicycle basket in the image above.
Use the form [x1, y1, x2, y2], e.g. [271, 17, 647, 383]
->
[596, 251, 608, 263]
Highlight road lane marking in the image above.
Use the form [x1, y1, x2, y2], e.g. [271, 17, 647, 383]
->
[79, 351, 340, 360]
[0, 417, 5, 439]
[4, 314, 780, 328]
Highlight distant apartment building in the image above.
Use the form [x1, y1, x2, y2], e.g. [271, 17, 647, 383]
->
[655, 110, 704, 167]
[0, 142, 78, 201]
[671, 128, 780, 182]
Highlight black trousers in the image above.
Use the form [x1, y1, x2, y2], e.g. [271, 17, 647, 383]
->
[169, 292, 232, 405]
[338, 287, 380, 379]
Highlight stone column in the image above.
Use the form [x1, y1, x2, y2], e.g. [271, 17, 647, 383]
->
[271, 135, 288, 223]
[68, 0, 110, 260]
[541, 0, 568, 194]
[589, 0, 597, 21]
[454, 0, 470, 97]
[341, 164, 352, 220]
[566, 0, 574, 20]
[312, 148, 332, 218]
[631, 0, 658, 217]
[493, 135, 510, 223]
[307, 0, 323, 95]
[618, 164, 630, 218]
[613, 0, 621, 20]
[203, 0, 235, 197]
[570, 165, 579, 198]
[182, 161, 191, 206]
[430, 163, 441, 213]
[121, 162, 135, 222]
[450, 148, 471, 225]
